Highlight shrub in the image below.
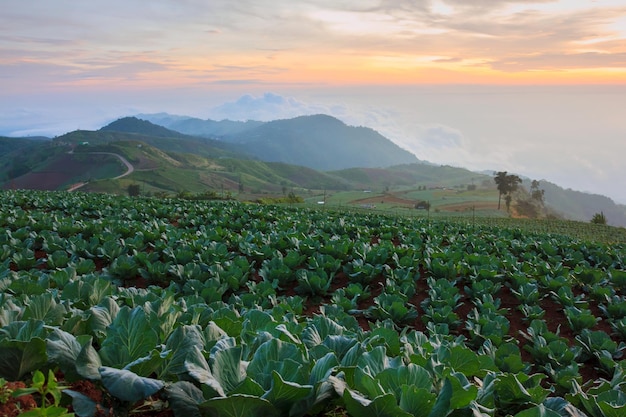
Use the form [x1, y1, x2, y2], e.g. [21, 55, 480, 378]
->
[591, 211, 607, 225]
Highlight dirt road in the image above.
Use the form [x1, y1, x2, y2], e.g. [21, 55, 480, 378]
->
[67, 152, 134, 191]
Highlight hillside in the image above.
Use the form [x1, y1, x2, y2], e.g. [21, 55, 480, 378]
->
[0, 136, 49, 154]
[55, 126, 242, 160]
[537, 180, 626, 227]
[0, 137, 47, 181]
[142, 113, 420, 170]
[100, 116, 190, 138]
[1, 127, 349, 195]
[1, 140, 126, 191]
[3, 115, 626, 227]
[226, 114, 420, 170]
[331, 163, 490, 190]
[2, 125, 410, 199]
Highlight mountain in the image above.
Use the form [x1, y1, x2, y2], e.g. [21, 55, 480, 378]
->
[2, 119, 350, 195]
[538, 180, 626, 226]
[0, 136, 57, 183]
[235, 114, 419, 170]
[0, 136, 46, 155]
[141, 113, 420, 170]
[137, 113, 263, 138]
[0, 136, 130, 190]
[3, 114, 626, 227]
[331, 163, 487, 189]
[133, 112, 194, 127]
[60, 118, 244, 160]
[100, 117, 189, 139]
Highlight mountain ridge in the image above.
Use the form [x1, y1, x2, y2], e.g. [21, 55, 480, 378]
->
[2, 114, 626, 227]
[138, 113, 420, 170]
[100, 116, 190, 139]
[104, 114, 626, 226]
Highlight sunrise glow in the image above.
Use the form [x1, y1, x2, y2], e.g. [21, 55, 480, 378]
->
[2, 0, 626, 93]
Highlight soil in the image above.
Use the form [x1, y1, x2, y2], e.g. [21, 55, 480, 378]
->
[67, 380, 174, 417]
[6, 153, 123, 191]
[15, 231, 617, 398]
[0, 381, 38, 417]
[294, 252, 614, 384]
[123, 276, 151, 289]
[93, 257, 108, 272]
[8, 172, 71, 191]
[69, 380, 103, 405]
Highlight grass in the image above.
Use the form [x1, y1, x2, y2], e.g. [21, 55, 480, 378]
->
[60, 140, 626, 238]
[296, 198, 626, 244]
[75, 163, 626, 244]
[305, 187, 502, 215]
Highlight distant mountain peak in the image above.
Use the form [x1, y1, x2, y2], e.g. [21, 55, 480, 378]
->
[288, 114, 344, 123]
[100, 117, 186, 138]
[229, 114, 419, 170]
[138, 112, 419, 170]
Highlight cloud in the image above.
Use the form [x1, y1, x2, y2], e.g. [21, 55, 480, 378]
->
[206, 92, 470, 161]
[492, 52, 626, 71]
[1, 85, 625, 204]
[415, 124, 465, 149]
[208, 92, 330, 121]
[0, 106, 106, 137]
[2, 0, 626, 92]
[0, 109, 49, 136]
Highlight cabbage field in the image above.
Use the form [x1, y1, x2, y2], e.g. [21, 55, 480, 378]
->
[1, 189, 625, 417]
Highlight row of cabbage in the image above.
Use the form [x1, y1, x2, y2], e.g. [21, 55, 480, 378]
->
[1, 189, 625, 416]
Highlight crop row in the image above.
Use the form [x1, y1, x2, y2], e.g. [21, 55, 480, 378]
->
[1, 189, 625, 416]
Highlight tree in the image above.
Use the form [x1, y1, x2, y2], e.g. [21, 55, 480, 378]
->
[505, 194, 513, 213]
[530, 180, 545, 203]
[127, 184, 141, 197]
[591, 211, 607, 225]
[515, 199, 540, 218]
[494, 171, 522, 210]
[414, 201, 431, 210]
[514, 179, 546, 219]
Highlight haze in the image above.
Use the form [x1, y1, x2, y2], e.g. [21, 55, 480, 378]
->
[2, 1, 625, 203]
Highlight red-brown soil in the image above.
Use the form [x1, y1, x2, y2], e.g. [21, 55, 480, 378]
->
[0, 381, 38, 417]
[9, 172, 71, 191]
[297, 257, 614, 384]
[15, 232, 617, 387]
[68, 380, 173, 417]
[6, 153, 123, 191]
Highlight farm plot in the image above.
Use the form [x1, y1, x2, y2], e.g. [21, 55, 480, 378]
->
[0, 189, 625, 416]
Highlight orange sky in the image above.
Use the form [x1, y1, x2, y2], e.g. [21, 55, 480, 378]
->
[2, 0, 626, 92]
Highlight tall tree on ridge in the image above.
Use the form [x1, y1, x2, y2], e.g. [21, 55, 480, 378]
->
[494, 171, 522, 210]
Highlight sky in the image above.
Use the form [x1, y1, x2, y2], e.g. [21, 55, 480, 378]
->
[1, 0, 626, 203]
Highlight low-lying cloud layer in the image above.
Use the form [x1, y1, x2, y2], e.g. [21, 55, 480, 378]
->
[1, 87, 625, 204]
[203, 90, 626, 204]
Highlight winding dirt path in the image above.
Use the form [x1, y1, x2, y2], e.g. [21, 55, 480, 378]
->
[67, 152, 134, 192]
